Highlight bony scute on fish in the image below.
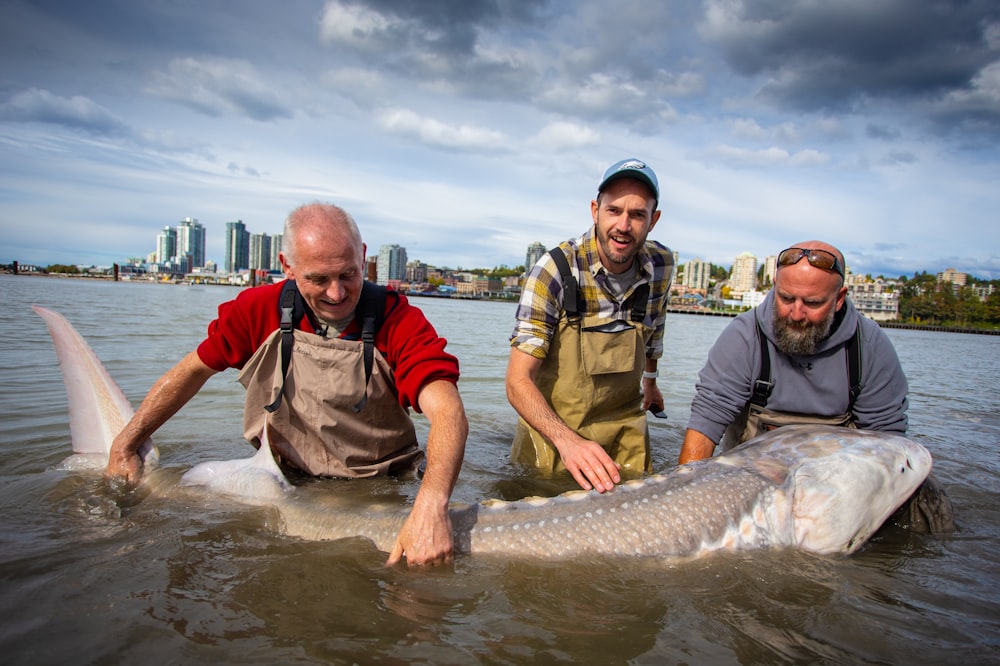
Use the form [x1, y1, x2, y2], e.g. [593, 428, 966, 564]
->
[35, 304, 933, 563]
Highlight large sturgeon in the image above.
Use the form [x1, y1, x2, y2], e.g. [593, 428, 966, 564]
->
[35, 304, 931, 560]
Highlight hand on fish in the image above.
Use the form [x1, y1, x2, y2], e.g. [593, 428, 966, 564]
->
[555, 435, 621, 493]
[386, 499, 455, 568]
[105, 433, 145, 485]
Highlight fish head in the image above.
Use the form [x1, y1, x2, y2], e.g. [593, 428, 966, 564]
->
[784, 427, 932, 554]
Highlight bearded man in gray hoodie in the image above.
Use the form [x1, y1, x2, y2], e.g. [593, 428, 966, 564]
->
[680, 240, 953, 533]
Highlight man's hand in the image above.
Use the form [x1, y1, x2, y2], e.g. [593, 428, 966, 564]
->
[386, 379, 466, 568]
[385, 501, 454, 567]
[103, 350, 218, 486]
[507, 349, 621, 493]
[642, 378, 664, 414]
[553, 434, 620, 493]
[104, 443, 144, 485]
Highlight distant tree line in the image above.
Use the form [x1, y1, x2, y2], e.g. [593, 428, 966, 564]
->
[468, 265, 524, 278]
[691, 263, 1000, 329]
[896, 272, 1000, 328]
[45, 264, 85, 274]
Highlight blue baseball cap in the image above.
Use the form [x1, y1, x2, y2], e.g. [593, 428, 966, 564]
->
[597, 158, 659, 201]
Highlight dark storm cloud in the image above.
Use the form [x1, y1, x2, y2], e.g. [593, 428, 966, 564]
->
[879, 150, 918, 166]
[0, 0, 314, 120]
[1, 0, 315, 64]
[330, 0, 544, 54]
[319, 0, 695, 128]
[319, 0, 549, 100]
[0, 88, 129, 136]
[145, 57, 295, 122]
[865, 123, 901, 140]
[0, 1, 308, 132]
[701, 0, 1000, 125]
[0, 0, 217, 89]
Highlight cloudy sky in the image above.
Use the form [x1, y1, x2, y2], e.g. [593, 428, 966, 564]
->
[2, 0, 998, 278]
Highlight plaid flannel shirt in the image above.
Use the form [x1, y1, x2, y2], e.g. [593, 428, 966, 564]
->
[511, 227, 674, 360]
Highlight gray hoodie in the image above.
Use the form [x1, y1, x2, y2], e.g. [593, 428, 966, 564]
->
[686, 291, 908, 444]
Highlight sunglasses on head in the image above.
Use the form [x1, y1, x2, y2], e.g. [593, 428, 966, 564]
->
[777, 247, 844, 278]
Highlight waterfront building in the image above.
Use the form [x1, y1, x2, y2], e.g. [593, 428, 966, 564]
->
[249, 232, 272, 271]
[974, 284, 995, 301]
[156, 226, 176, 265]
[176, 253, 193, 275]
[683, 257, 711, 290]
[848, 278, 900, 321]
[525, 242, 546, 272]
[224, 220, 250, 275]
[406, 260, 428, 283]
[742, 290, 766, 309]
[762, 255, 777, 288]
[845, 272, 866, 287]
[176, 217, 206, 268]
[270, 233, 283, 269]
[729, 252, 758, 295]
[938, 268, 967, 286]
[377, 244, 407, 286]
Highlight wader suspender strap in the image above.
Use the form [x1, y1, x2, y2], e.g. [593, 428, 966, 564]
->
[263, 280, 389, 414]
[548, 248, 651, 324]
[845, 324, 862, 411]
[549, 248, 582, 322]
[629, 283, 650, 323]
[265, 280, 304, 413]
[750, 318, 773, 407]
[750, 317, 863, 409]
[352, 282, 389, 413]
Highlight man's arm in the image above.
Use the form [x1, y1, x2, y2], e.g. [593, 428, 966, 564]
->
[641, 357, 663, 412]
[106, 351, 219, 484]
[682, 311, 759, 464]
[852, 324, 909, 433]
[505, 347, 620, 493]
[679, 429, 716, 465]
[386, 379, 468, 568]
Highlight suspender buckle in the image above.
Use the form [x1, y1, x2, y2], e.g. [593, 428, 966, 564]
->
[750, 379, 773, 406]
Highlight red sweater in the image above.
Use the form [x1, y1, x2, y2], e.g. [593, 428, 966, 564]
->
[196, 281, 459, 412]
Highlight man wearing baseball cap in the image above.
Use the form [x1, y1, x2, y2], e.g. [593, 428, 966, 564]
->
[506, 159, 675, 493]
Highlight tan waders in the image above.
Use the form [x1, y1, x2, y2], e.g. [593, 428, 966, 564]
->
[511, 314, 652, 478]
[721, 404, 856, 452]
[239, 328, 422, 478]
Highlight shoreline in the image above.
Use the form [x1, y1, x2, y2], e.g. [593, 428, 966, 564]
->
[7, 272, 998, 335]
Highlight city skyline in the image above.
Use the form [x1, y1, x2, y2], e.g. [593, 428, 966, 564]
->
[2, 2, 998, 279]
[110, 219, 1000, 283]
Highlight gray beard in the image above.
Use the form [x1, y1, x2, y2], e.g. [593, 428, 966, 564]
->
[772, 306, 834, 356]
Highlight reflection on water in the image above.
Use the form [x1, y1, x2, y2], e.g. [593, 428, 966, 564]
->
[1, 274, 999, 664]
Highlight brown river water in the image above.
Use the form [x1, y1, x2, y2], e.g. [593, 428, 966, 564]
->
[1, 274, 998, 664]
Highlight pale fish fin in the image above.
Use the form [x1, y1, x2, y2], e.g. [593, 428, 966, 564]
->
[254, 420, 292, 486]
[179, 420, 292, 501]
[33, 305, 157, 464]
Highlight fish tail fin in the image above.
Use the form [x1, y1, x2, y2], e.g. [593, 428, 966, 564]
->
[33, 305, 157, 463]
